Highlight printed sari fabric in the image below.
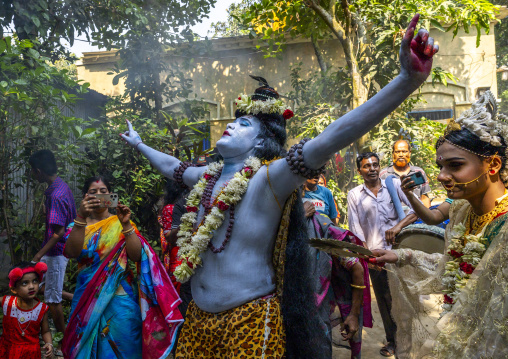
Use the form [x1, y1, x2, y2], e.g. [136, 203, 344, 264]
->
[308, 213, 372, 359]
[62, 216, 183, 359]
[159, 204, 182, 293]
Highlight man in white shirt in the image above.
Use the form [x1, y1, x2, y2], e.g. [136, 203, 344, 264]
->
[347, 152, 417, 357]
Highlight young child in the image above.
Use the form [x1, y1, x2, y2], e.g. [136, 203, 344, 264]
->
[0, 262, 53, 358]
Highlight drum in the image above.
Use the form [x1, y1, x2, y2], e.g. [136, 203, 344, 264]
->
[393, 223, 445, 254]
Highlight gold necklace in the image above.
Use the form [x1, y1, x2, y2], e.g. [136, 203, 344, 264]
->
[16, 298, 34, 336]
[466, 191, 508, 235]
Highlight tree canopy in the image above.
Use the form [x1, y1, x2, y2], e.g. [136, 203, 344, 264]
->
[0, 0, 216, 60]
[242, 0, 498, 109]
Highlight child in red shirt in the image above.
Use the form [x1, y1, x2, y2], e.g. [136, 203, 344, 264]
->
[0, 262, 53, 358]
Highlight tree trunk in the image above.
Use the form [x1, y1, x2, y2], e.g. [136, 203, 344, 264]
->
[346, 47, 371, 151]
[310, 34, 328, 74]
[0, 114, 15, 262]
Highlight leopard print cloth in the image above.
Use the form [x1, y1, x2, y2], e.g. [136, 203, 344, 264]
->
[176, 295, 285, 358]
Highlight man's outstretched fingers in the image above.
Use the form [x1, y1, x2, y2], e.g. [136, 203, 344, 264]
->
[126, 119, 134, 132]
[424, 37, 435, 57]
[412, 29, 429, 53]
[432, 44, 439, 56]
[402, 16, 419, 50]
[406, 14, 420, 36]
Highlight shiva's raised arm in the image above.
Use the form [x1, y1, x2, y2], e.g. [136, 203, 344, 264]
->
[120, 120, 205, 186]
[303, 14, 438, 169]
[267, 14, 439, 202]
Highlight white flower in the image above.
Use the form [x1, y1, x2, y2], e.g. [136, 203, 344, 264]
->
[445, 261, 459, 272]
[450, 223, 466, 239]
[235, 93, 290, 116]
[441, 276, 456, 289]
[463, 241, 486, 255]
[207, 161, 224, 175]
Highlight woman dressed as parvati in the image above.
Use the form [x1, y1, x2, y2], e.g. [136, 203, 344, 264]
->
[373, 91, 508, 358]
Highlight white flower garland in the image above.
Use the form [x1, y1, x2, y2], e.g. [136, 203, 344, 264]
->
[174, 157, 262, 283]
[236, 94, 287, 115]
[441, 223, 487, 315]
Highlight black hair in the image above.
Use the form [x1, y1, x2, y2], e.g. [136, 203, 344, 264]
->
[392, 139, 411, 152]
[356, 152, 380, 169]
[234, 109, 287, 161]
[283, 193, 322, 358]
[81, 175, 112, 197]
[234, 76, 288, 161]
[28, 149, 57, 176]
[164, 178, 183, 205]
[438, 128, 508, 185]
[438, 128, 507, 162]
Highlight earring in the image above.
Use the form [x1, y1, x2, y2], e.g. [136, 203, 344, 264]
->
[490, 169, 496, 175]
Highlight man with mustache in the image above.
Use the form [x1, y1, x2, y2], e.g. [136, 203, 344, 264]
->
[380, 140, 431, 207]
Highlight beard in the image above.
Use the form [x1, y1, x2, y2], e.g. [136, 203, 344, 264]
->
[395, 158, 407, 167]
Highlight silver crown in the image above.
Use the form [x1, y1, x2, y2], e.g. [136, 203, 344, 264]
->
[455, 90, 508, 147]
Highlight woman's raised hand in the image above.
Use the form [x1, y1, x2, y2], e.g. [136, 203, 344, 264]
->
[78, 194, 100, 218]
[120, 120, 143, 148]
[399, 14, 439, 85]
[117, 203, 133, 227]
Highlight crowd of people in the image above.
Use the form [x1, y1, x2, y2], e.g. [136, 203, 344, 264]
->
[1, 14, 507, 359]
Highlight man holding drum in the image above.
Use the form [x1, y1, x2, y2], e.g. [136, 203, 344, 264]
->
[347, 152, 418, 357]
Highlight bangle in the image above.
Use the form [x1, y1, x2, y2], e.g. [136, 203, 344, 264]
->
[350, 284, 366, 289]
[45, 342, 53, 347]
[135, 141, 143, 151]
[74, 220, 87, 227]
[76, 213, 86, 220]
[121, 226, 134, 234]
[285, 138, 326, 179]
[122, 228, 136, 236]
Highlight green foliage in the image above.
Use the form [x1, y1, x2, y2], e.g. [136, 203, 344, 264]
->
[0, 0, 216, 61]
[241, 0, 497, 109]
[210, 0, 257, 38]
[0, 36, 91, 262]
[494, 1, 508, 114]
[73, 96, 209, 248]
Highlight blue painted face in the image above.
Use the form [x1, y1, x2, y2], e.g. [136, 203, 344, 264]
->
[216, 115, 262, 159]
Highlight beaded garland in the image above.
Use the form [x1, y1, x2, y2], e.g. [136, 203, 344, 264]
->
[174, 162, 197, 188]
[286, 138, 326, 179]
[174, 157, 262, 283]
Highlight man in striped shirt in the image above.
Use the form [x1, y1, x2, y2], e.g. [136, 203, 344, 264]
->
[29, 149, 76, 336]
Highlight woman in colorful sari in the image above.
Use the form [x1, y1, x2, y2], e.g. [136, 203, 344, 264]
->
[62, 176, 183, 359]
[373, 91, 508, 358]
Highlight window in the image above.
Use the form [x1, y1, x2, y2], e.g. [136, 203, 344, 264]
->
[476, 87, 490, 99]
[407, 109, 453, 121]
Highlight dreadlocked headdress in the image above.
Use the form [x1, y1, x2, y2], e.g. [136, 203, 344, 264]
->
[234, 75, 294, 161]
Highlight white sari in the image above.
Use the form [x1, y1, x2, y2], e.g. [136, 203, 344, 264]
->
[389, 199, 508, 358]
